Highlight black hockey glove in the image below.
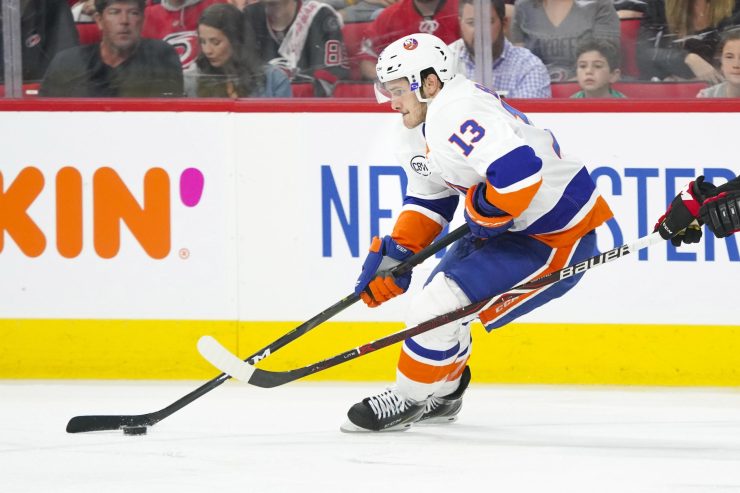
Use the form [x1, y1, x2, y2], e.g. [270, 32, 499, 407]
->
[699, 178, 740, 238]
[654, 176, 716, 246]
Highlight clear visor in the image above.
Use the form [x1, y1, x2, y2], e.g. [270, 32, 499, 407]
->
[373, 79, 415, 104]
[373, 81, 392, 103]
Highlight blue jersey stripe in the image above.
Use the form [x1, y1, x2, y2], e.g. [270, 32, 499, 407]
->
[521, 167, 597, 234]
[485, 145, 542, 190]
[404, 337, 460, 362]
[404, 195, 460, 223]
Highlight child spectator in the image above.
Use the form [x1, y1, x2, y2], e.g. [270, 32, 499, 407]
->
[141, 0, 226, 69]
[449, 0, 550, 98]
[571, 37, 625, 98]
[244, 0, 348, 96]
[357, 0, 460, 80]
[40, 0, 183, 97]
[698, 28, 740, 97]
[185, 3, 291, 97]
[637, 0, 740, 83]
[510, 0, 620, 82]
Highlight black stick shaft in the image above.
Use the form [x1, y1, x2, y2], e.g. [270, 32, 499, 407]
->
[66, 224, 468, 433]
[244, 232, 662, 388]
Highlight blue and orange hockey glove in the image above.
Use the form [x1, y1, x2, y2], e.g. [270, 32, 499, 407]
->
[354, 236, 414, 308]
[464, 183, 514, 239]
[654, 176, 716, 246]
[700, 178, 740, 238]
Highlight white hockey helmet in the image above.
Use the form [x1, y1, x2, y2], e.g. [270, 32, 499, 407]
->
[375, 33, 456, 103]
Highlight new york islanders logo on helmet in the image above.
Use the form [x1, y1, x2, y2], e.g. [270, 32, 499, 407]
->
[403, 38, 418, 50]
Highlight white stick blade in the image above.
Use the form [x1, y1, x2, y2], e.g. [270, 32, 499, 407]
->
[197, 336, 256, 382]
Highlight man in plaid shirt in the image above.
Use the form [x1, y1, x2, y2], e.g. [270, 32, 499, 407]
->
[449, 0, 550, 98]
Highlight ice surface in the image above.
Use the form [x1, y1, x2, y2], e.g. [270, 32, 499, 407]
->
[2, 380, 740, 493]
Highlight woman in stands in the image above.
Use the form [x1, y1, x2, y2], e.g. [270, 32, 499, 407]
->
[637, 0, 740, 83]
[698, 28, 740, 96]
[185, 3, 291, 98]
[509, 0, 620, 81]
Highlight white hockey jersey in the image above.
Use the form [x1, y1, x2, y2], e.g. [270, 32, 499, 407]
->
[391, 74, 612, 251]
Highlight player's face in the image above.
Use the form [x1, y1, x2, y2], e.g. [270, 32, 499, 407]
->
[385, 79, 427, 129]
[720, 40, 740, 86]
[96, 2, 143, 53]
[576, 50, 619, 96]
[198, 25, 233, 68]
[459, 3, 505, 57]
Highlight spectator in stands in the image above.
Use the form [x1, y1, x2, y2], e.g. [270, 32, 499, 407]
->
[698, 28, 740, 96]
[0, 0, 79, 83]
[243, 0, 348, 96]
[637, 0, 740, 83]
[449, 0, 550, 97]
[324, 0, 393, 23]
[185, 3, 291, 97]
[357, 0, 460, 80]
[570, 37, 626, 97]
[509, 0, 620, 81]
[40, 0, 184, 97]
[141, 0, 225, 69]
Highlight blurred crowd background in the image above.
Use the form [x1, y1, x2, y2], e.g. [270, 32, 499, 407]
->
[1, 0, 739, 99]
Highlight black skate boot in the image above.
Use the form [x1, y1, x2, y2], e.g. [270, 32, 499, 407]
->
[417, 365, 471, 424]
[341, 387, 426, 432]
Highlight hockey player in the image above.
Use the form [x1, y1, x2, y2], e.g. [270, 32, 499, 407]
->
[655, 175, 740, 245]
[342, 33, 614, 433]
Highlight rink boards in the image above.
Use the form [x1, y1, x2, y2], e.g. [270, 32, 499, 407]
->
[1, 101, 739, 383]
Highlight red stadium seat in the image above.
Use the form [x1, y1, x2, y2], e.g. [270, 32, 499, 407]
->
[76, 23, 101, 45]
[550, 82, 581, 98]
[0, 83, 41, 97]
[619, 18, 641, 79]
[291, 82, 314, 97]
[613, 81, 709, 98]
[341, 21, 372, 81]
[550, 81, 708, 99]
[333, 81, 375, 98]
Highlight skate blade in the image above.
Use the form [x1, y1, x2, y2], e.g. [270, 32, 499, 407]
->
[415, 415, 459, 425]
[339, 420, 414, 433]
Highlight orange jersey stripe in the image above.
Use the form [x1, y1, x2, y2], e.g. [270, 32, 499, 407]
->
[485, 178, 543, 217]
[532, 196, 614, 249]
[446, 358, 469, 381]
[392, 210, 443, 253]
[397, 350, 459, 384]
[478, 243, 575, 326]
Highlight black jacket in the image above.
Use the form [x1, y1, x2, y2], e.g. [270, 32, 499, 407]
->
[40, 39, 184, 97]
[637, 0, 740, 80]
[245, 0, 348, 96]
[0, 0, 79, 82]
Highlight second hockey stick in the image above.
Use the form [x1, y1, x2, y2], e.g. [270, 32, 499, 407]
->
[66, 224, 468, 433]
[198, 232, 663, 388]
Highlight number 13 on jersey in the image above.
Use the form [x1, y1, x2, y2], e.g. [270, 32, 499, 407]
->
[448, 120, 486, 156]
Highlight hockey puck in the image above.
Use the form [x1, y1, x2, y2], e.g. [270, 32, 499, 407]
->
[122, 426, 147, 436]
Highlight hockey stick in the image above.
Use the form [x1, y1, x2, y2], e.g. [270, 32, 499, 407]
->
[65, 224, 469, 433]
[198, 232, 663, 388]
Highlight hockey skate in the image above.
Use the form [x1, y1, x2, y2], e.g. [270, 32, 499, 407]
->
[417, 365, 471, 424]
[341, 387, 426, 432]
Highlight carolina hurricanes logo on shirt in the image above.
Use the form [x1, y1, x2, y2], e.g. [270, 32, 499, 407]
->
[418, 19, 440, 34]
[25, 33, 41, 48]
[163, 30, 198, 68]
